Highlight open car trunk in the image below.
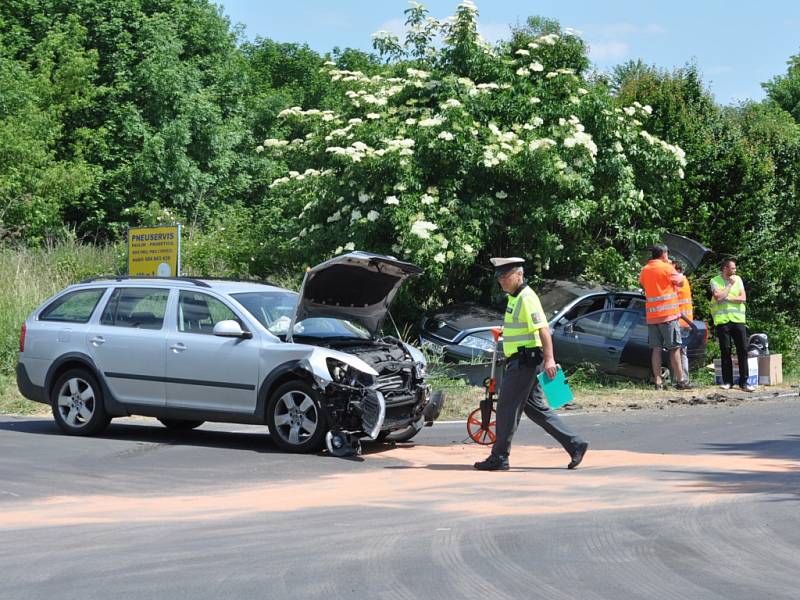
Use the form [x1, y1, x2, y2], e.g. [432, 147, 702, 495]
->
[662, 233, 712, 275]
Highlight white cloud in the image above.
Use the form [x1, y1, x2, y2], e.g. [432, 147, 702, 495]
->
[578, 22, 666, 38]
[478, 22, 511, 44]
[707, 65, 734, 75]
[304, 9, 351, 30]
[376, 17, 406, 39]
[643, 24, 667, 35]
[589, 41, 629, 62]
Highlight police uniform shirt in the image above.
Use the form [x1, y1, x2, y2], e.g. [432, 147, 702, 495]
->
[503, 285, 547, 356]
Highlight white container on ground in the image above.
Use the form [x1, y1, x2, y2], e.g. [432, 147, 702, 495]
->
[713, 357, 758, 386]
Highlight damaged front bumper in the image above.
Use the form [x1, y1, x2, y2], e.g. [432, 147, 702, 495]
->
[321, 381, 385, 439]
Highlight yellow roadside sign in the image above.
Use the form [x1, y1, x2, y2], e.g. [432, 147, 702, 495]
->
[127, 225, 181, 276]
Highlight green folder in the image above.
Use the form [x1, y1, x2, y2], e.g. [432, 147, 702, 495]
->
[537, 366, 573, 409]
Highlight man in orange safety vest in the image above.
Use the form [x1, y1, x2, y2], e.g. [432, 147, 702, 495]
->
[638, 244, 693, 391]
[673, 261, 694, 385]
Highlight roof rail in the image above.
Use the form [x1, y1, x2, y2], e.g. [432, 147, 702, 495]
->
[79, 275, 211, 288]
[199, 276, 281, 287]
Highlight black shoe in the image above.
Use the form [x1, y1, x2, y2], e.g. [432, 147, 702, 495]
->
[654, 383, 665, 391]
[474, 454, 509, 471]
[568, 441, 589, 470]
[675, 380, 694, 391]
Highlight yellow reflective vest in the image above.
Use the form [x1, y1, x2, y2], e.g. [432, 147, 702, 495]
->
[502, 285, 546, 357]
[710, 275, 746, 325]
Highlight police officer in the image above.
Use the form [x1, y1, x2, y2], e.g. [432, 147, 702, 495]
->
[474, 257, 589, 471]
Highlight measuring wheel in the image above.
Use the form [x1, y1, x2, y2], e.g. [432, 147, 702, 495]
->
[467, 406, 496, 445]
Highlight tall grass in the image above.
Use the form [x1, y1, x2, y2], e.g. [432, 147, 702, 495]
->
[0, 236, 308, 379]
[0, 240, 123, 375]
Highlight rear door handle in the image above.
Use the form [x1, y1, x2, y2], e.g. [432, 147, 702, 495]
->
[606, 347, 619, 354]
[170, 343, 187, 353]
[90, 336, 106, 346]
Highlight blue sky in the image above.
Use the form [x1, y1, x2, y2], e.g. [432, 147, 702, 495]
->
[217, 1, 800, 105]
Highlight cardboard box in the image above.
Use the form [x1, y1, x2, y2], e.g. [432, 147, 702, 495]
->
[757, 354, 783, 386]
[714, 356, 759, 386]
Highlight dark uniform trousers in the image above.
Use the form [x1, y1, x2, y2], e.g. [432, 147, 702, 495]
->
[492, 354, 585, 458]
[716, 322, 749, 385]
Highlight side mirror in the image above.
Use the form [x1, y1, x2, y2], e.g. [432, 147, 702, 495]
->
[564, 323, 574, 335]
[213, 320, 252, 339]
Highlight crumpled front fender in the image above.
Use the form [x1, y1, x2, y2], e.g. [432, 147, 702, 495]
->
[298, 347, 378, 388]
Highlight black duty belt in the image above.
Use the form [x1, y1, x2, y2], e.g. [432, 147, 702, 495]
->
[506, 346, 543, 363]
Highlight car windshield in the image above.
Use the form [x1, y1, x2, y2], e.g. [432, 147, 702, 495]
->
[537, 285, 582, 318]
[231, 291, 370, 339]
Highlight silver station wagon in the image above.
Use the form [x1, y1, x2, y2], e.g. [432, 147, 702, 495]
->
[16, 252, 443, 456]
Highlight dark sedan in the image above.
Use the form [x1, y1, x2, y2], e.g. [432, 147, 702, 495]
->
[419, 280, 708, 381]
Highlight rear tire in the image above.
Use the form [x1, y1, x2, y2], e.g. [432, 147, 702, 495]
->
[267, 381, 327, 453]
[158, 418, 204, 430]
[51, 368, 110, 436]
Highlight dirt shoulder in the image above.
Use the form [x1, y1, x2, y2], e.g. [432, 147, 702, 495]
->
[562, 384, 800, 412]
[437, 381, 800, 421]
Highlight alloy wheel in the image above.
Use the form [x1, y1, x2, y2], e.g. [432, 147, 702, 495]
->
[56, 377, 96, 428]
[273, 391, 319, 446]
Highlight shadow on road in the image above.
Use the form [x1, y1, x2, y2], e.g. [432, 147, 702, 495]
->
[0, 417, 400, 457]
[676, 466, 800, 501]
[671, 435, 800, 501]
[0, 418, 283, 453]
[702, 435, 800, 462]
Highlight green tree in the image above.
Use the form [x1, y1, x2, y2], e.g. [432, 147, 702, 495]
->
[763, 52, 800, 122]
[0, 15, 99, 242]
[613, 61, 773, 255]
[256, 2, 686, 310]
[0, 0, 257, 238]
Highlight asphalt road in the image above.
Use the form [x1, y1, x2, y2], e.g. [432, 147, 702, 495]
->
[2, 400, 799, 600]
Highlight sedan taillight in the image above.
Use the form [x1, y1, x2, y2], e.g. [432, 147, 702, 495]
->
[19, 323, 26, 353]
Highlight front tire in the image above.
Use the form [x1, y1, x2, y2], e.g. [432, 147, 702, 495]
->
[267, 381, 327, 453]
[158, 418, 204, 430]
[51, 368, 110, 436]
[377, 425, 420, 444]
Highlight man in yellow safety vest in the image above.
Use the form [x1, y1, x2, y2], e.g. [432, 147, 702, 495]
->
[711, 258, 754, 392]
[474, 257, 589, 471]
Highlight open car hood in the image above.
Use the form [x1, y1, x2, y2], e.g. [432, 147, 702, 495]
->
[292, 251, 423, 335]
[663, 233, 711, 275]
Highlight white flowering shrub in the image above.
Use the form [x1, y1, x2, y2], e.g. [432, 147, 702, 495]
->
[258, 1, 686, 304]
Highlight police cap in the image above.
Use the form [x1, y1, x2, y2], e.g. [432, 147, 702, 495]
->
[490, 257, 525, 278]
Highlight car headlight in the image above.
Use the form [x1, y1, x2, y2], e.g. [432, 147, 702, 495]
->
[327, 359, 348, 383]
[326, 358, 374, 387]
[414, 361, 427, 378]
[459, 334, 496, 352]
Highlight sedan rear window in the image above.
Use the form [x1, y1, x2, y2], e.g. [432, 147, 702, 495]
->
[39, 288, 105, 323]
